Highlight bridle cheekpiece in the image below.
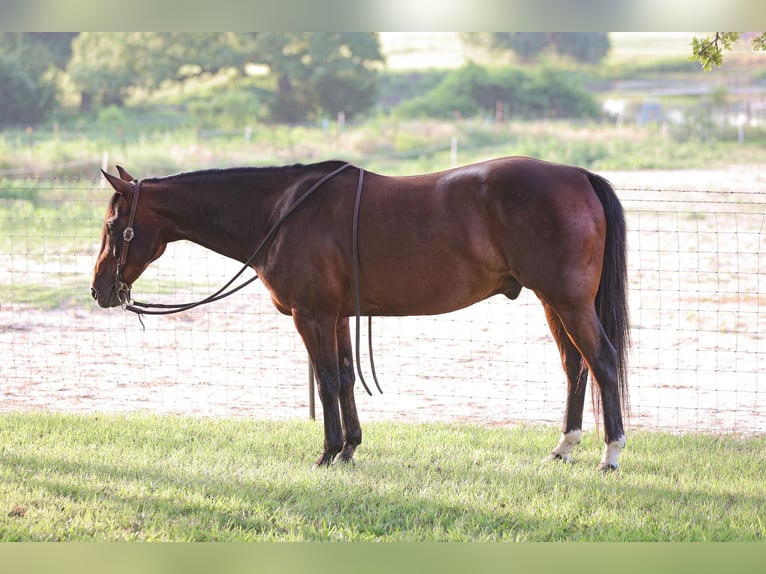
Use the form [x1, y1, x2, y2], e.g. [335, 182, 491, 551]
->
[115, 179, 142, 307]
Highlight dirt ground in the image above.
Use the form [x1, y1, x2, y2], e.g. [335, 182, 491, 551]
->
[1, 168, 764, 436]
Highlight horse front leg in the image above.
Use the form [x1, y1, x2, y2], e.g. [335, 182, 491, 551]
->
[335, 317, 362, 463]
[542, 303, 589, 464]
[292, 310, 343, 466]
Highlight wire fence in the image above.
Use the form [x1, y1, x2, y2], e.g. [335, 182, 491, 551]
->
[1, 175, 764, 436]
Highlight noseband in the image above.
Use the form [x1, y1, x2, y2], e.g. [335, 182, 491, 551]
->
[115, 179, 142, 306]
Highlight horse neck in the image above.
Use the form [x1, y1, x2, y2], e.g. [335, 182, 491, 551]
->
[146, 172, 281, 264]
[145, 166, 332, 264]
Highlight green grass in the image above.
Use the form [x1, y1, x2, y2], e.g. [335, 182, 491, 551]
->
[1, 413, 763, 541]
[0, 276, 87, 309]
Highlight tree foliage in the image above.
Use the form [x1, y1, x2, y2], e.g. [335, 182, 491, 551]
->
[0, 55, 57, 125]
[691, 32, 766, 71]
[20, 31, 766, 127]
[67, 33, 135, 109]
[251, 33, 383, 122]
[487, 33, 550, 62]
[463, 33, 610, 64]
[0, 33, 66, 125]
[65, 32, 383, 120]
[397, 63, 600, 120]
[548, 33, 611, 65]
[68, 33, 253, 110]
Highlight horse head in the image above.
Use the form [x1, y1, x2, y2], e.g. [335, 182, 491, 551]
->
[90, 167, 168, 308]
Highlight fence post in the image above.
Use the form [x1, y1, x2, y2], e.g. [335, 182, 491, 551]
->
[450, 135, 458, 166]
[308, 361, 315, 420]
[100, 151, 109, 187]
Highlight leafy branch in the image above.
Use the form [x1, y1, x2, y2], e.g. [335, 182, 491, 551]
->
[691, 32, 766, 71]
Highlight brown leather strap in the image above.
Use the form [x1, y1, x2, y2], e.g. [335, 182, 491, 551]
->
[352, 168, 382, 395]
[118, 179, 142, 269]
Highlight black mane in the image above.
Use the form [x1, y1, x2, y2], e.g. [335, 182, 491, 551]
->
[149, 160, 350, 184]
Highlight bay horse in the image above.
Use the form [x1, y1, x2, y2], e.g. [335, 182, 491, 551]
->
[91, 157, 630, 470]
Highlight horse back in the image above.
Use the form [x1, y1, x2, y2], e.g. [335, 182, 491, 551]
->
[266, 157, 606, 316]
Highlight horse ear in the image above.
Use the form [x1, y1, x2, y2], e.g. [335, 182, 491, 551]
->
[116, 165, 135, 182]
[101, 169, 133, 199]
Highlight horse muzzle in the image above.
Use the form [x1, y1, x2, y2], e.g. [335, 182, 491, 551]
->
[90, 280, 128, 308]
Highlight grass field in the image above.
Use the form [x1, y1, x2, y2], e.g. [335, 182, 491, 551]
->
[1, 413, 763, 541]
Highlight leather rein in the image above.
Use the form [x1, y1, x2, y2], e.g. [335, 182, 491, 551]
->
[115, 163, 382, 396]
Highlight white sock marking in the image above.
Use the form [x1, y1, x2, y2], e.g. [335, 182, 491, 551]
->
[551, 429, 582, 462]
[600, 434, 627, 469]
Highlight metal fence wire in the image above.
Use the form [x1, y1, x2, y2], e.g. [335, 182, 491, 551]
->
[1, 178, 764, 435]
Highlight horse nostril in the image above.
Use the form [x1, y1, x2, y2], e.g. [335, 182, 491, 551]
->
[90, 287, 98, 300]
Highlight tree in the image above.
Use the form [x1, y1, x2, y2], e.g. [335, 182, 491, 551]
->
[0, 33, 64, 124]
[67, 33, 136, 109]
[252, 33, 384, 122]
[548, 33, 610, 64]
[68, 33, 251, 110]
[692, 32, 766, 71]
[487, 33, 550, 62]
[0, 55, 57, 124]
[65, 33, 383, 120]
[462, 33, 610, 64]
[23, 33, 77, 69]
[397, 63, 599, 121]
[131, 33, 253, 87]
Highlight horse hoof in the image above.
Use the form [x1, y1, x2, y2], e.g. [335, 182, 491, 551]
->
[314, 453, 335, 467]
[597, 462, 619, 473]
[333, 452, 355, 465]
[544, 452, 572, 464]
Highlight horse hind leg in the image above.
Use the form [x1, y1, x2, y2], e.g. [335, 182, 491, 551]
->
[541, 302, 589, 464]
[548, 302, 626, 471]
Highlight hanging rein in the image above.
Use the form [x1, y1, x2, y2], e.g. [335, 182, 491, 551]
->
[115, 163, 382, 396]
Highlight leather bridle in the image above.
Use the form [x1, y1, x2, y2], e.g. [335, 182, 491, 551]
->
[115, 179, 142, 306]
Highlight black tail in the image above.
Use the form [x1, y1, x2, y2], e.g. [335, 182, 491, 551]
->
[586, 171, 630, 417]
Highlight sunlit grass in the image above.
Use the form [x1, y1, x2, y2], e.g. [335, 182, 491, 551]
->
[1, 413, 763, 541]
